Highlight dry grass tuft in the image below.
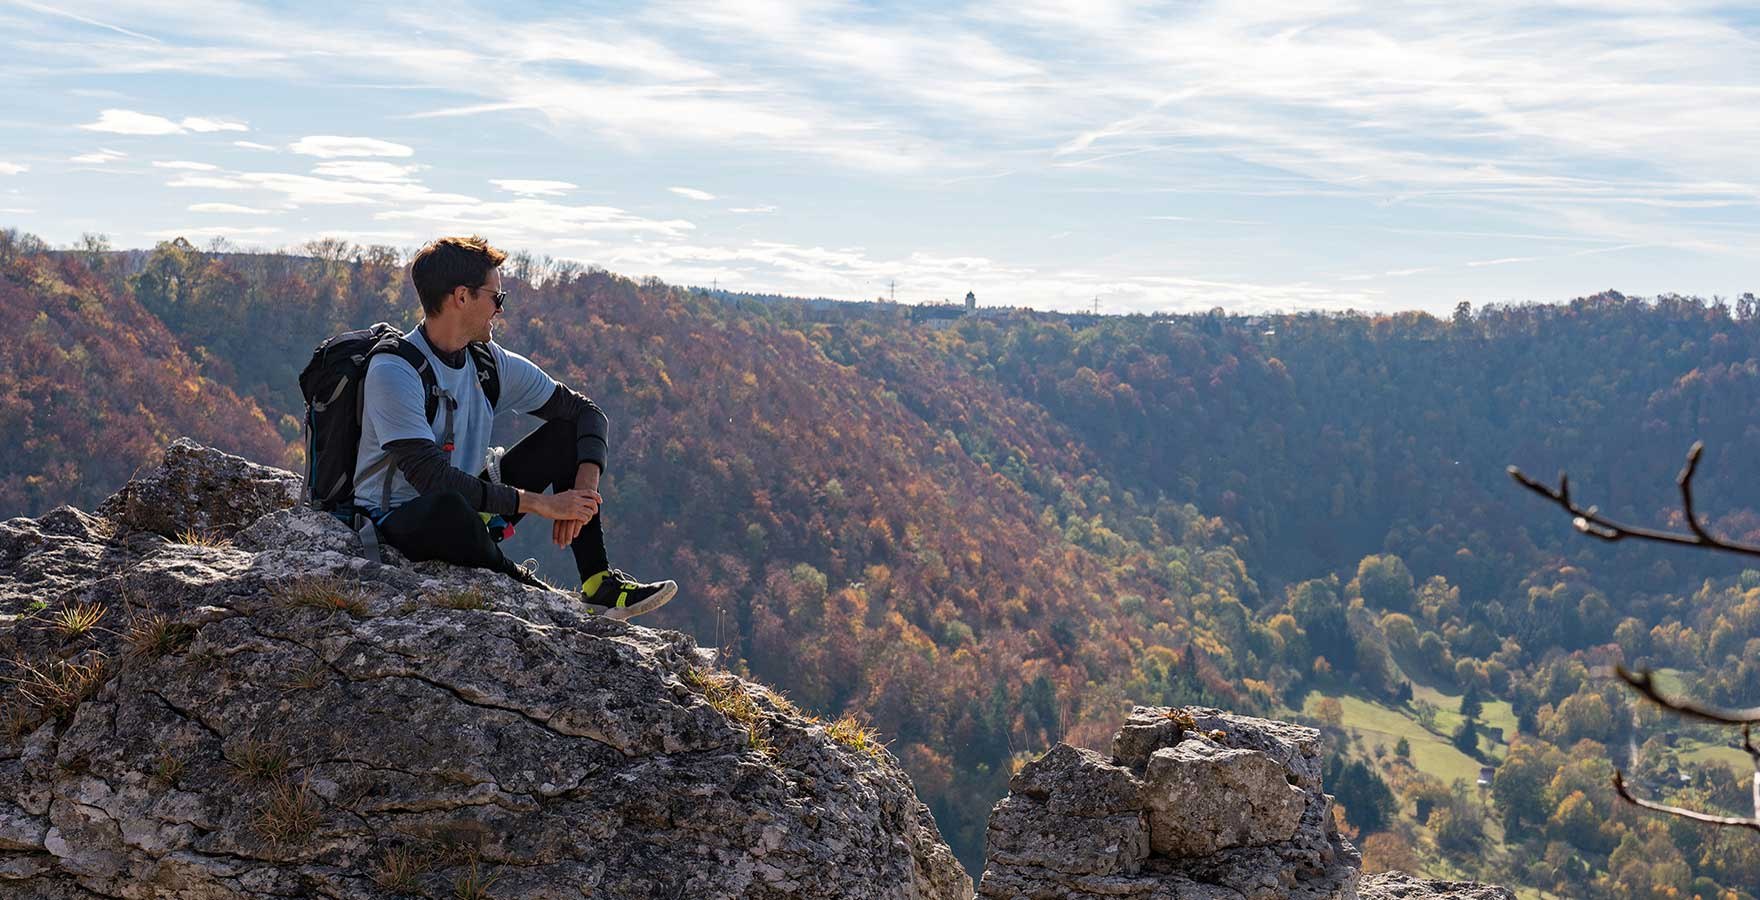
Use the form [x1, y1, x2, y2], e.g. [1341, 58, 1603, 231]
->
[150, 751, 185, 787]
[231, 737, 291, 781]
[372, 845, 428, 893]
[48, 601, 107, 638]
[125, 613, 193, 658]
[273, 576, 369, 617]
[6, 653, 108, 725]
[452, 857, 502, 900]
[683, 667, 772, 755]
[826, 715, 887, 761]
[435, 587, 488, 611]
[253, 775, 322, 847]
[174, 528, 234, 549]
[280, 660, 327, 692]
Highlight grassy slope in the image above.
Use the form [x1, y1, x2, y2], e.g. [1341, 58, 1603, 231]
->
[1301, 691, 1487, 787]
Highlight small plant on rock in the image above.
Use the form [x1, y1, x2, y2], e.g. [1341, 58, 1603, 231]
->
[827, 715, 887, 761]
[231, 737, 291, 781]
[49, 601, 107, 639]
[6, 653, 108, 725]
[280, 660, 327, 692]
[174, 528, 233, 549]
[150, 751, 185, 788]
[372, 845, 428, 893]
[452, 856, 502, 900]
[125, 612, 193, 658]
[273, 576, 368, 617]
[683, 667, 773, 756]
[435, 587, 488, 611]
[253, 775, 322, 847]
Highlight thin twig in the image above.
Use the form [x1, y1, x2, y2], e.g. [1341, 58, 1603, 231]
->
[1508, 441, 1760, 558]
[1612, 770, 1760, 832]
[1614, 666, 1760, 725]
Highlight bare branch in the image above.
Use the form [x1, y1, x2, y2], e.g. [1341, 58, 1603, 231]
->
[1614, 666, 1760, 725]
[1613, 770, 1760, 832]
[1508, 441, 1760, 558]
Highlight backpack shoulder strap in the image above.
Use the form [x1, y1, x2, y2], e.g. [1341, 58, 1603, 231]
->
[467, 342, 501, 410]
[370, 337, 443, 422]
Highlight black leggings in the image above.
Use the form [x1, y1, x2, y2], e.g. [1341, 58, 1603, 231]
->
[377, 419, 609, 581]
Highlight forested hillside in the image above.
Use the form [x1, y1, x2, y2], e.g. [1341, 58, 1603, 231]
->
[5, 229, 1759, 896]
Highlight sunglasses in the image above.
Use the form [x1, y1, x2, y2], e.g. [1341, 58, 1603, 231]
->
[472, 285, 508, 310]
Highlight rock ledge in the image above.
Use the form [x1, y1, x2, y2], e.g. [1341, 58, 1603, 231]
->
[1, 440, 971, 899]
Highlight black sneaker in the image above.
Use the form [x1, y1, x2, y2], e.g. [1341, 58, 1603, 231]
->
[581, 568, 677, 621]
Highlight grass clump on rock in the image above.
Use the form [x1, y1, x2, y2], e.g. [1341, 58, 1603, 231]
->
[272, 576, 369, 617]
[683, 667, 774, 756]
[253, 775, 322, 847]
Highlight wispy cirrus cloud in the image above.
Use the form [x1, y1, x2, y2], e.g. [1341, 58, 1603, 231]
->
[669, 186, 715, 200]
[70, 148, 126, 164]
[0, 162, 27, 175]
[492, 179, 577, 197]
[289, 136, 414, 159]
[187, 202, 271, 214]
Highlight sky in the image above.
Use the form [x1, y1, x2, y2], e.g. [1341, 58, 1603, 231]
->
[0, 0, 1756, 315]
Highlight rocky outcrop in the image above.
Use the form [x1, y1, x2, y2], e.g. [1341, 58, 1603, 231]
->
[980, 707, 1512, 900]
[0, 441, 971, 899]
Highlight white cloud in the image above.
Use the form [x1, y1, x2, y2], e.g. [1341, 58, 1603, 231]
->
[311, 160, 422, 181]
[492, 179, 577, 197]
[70, 149, 126, 164]
[188, 202, 272, 214]
[233, 141, 276, 151]
[80, 109, 181, 135]
[727, 205, 776, 213]
[181, 116, 249, 133]
[290, 136, 415, 159]
[1466, 257, 1539, 267]
[0, 163, 26, 175]
[669, 186, 717, 201]
[80, 109, 246, 135]
[152, 160, 218, 171]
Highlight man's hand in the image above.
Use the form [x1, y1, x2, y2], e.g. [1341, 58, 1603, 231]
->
[551, 462, 601, 548]
[521, 487, 600, 522]
[553, 517, 583, 549]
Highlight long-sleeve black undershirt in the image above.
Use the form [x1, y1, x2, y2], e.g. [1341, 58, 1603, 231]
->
[383, 378, 611, 517]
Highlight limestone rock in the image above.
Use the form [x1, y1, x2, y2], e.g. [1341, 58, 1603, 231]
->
[1, 440, 971, 899]
[1143, 738, 1306, 856]
[96, 439, 301, 539]
[1359, 873, 1515, 900]
[980, 706, 1510, 900]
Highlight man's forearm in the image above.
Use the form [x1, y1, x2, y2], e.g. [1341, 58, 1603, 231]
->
[383, 438, 521, 516]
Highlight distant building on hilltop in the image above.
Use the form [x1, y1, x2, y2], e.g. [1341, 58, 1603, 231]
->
[965, 290, 976, 311]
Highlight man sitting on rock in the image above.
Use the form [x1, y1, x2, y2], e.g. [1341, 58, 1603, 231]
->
[354, 235, 676, 620]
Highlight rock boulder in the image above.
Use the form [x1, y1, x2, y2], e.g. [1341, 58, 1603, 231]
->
[1, 442, 972, 900]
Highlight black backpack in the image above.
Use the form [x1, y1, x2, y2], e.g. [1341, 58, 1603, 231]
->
[299, 323, 500, 513]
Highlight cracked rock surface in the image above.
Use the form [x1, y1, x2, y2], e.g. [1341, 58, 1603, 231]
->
[0, 440, 971, 900]
[979, 706, 1510, 900]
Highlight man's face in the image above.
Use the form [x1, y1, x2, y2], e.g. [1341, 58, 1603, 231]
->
[465, 268, 503, 343]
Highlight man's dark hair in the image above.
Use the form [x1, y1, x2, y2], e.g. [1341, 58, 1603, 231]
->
[411, 236, 508, 316]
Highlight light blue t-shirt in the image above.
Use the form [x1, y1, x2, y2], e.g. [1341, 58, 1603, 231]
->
[353, 327, 557, 514]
